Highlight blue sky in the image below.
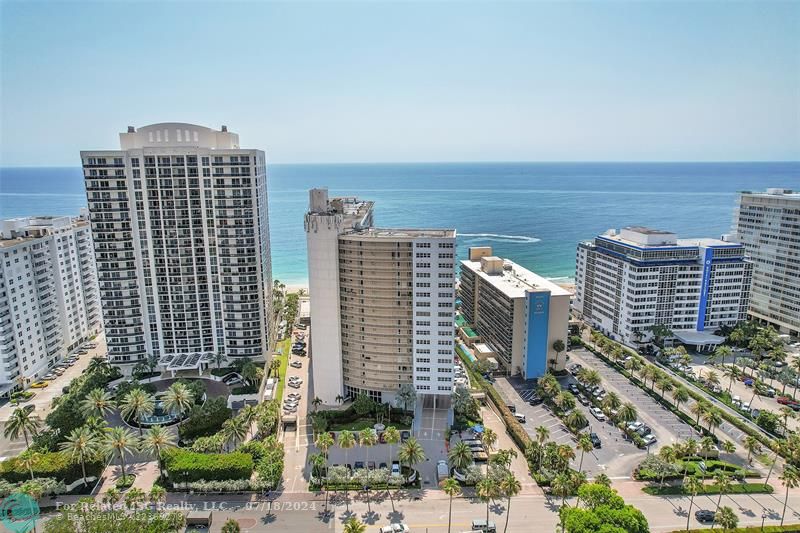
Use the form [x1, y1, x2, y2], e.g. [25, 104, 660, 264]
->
[1, 1, 798, 165]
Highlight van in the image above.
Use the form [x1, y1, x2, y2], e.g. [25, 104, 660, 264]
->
[514, 413, 526, 424]
[471, 519, 497, 533]
[437, 460, 449, 482]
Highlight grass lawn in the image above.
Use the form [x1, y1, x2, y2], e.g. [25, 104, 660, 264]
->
[328, 418, 382, 432]
[272, 339, 290, 401]
[643, 482, 773, 496]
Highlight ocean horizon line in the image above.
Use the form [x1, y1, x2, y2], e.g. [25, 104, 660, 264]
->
[2, 160, 800, 169]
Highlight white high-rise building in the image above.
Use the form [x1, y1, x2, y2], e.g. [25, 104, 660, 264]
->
[0, 212, 101, 396]
[574, 226, 753, 351]
[732, 188, 800, 337]
[305, 188, 456, 406]
[81, 123, 272, 374]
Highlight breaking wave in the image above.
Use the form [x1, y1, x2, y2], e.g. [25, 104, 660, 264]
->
[459, 233, 541, 244]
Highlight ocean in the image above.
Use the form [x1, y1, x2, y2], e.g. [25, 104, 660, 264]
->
[1, 162, 799, 286]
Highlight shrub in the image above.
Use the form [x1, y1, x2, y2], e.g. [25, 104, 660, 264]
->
[179, 397, 232, 442]
[644, 482, 772, 496]
[163, 450, 253, 482]
[0, 452, 104, 484]
[231, 384, 259, 395]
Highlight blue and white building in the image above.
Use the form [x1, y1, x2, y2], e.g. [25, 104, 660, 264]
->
[574, 227, 753, 351]
[459, 247, 570, 379]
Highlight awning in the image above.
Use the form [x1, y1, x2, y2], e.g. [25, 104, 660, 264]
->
[672, 329, 725, 346]
[159, 352, 213, 371]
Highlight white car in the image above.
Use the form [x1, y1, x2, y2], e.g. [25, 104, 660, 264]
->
[627, 421, 643, 432]
[642, 434, 657, 446]
[379, 524, 410, 533]
[590, 407, 606, 421]
[290, 360, 302, 368]
[288, 382, 301, 389]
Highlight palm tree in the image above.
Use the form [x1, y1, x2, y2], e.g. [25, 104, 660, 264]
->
[441, 477, 461, 533]
[658, 445, 677, 486]
[358, 429, 378, 511]
[124, 487, 146, 509]
[103, 487, 121, 506]
[780, 406, 795, 436]
[535, 425, 550, 444]
[551, 472, 573, 508]
[684, 476, 704, 531]
[82, 387, 116, 419]
[626, 356, 643, 375]
[18, 449, 40, 481]
[148, 485, 167, 510]
[448, 441, 473, 472]
[713, 346, 733, 369]
[476, 477, 497, 525]
[705, 371, 721, 390]
[142, 425, 176, 480]
[343, 516, 366, 533]
[119, 388, 155, 436]
[723, 365, 740, 393]
[576, 434, 593, 471]
[269, 358, 281, 379]
[60, 426, 101, 486]
[557, 444, 576, 473]
[3, 407, 41, 447]
[106, 426, 138, 483]
[241, 361, 264, 387]
[163, 382, 194, 428]
[311, 397, 323, 413]
[672, 386, 690, 412]
[780, 465, 799, 526]
[716, 506, 738, 531]
[87, 357, 113, 376]
[600, 391, 621, 415]
[657, 377, 674, 399]
[500, 471, 521, 533]
[703, 408, 723, 435]
[383, 426, 400, 469]
[338, 430, 356, 512]
[720, 440, 736, 456]
[222, 417, 248, 451]
[482, 427, 498, 451]
[211, 351, 226, 371]
[398, 437, 426, 480]
[617, 402, 637, 425]
[594, 472, 611, 487]
[742, 435, 762, 465]
[314, 431, 335, 514]
[712, 471, 732, 525]
[691, 401, 708, 427]
[552, 339, 566, 367]
[564, 409, 587, 432]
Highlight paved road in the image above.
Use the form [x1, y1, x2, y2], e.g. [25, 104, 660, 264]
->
[39, 482, 800, 532]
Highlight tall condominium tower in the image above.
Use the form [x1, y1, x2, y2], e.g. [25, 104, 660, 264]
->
[459, 247, 570, 379]
[733, 188, 800, 336]
[305, 188, 456, 406]
[81, 123, 272, 373]
[574, 226, 753, 351]
[0, 213, 101, 396]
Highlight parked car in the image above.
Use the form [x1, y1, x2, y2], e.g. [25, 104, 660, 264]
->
[506, 404, 516, 413]
[590, 407, 606, 421]
[568, 384, 579, 394]
[290, 360, 302, 368]
[288, 382, 301, 389]
[589, 432, 601, 448]
[627, 421, 644, 432]
[391, 462, 401, 476]
[30, 381, 49, 388]
[471, 519, 497, 533]
[513, 413, 526, 424]
[577, 394, 590, 405]
[379, 523, 410, 533]
[642, 434, 657, 447]
[695, 509, 715, 523]
[636, 425, 652, 437]
[528, 396, 543, 406]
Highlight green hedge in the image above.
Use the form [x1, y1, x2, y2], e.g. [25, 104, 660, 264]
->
[0, 452, 104, 484]
[179, 397, 231, 442]
[644, 482, 772, 496]
[163, 449, 253, 482]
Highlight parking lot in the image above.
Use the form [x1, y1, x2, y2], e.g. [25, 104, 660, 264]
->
[494, 373, 644, 479]
[569, 348, 699, 446]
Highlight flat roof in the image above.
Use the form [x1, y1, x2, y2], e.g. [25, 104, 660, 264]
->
[672, 329, 725, 346]
[624, 226, 673, 235]
[461, 258, 571, 298]
[344, 227, 456, 240]
[462, 327, 479, 338]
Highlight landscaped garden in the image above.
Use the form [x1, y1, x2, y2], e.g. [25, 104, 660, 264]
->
[309, 388, 415, 434]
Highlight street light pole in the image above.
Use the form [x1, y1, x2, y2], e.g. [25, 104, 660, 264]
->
[762, 510, 767, 531]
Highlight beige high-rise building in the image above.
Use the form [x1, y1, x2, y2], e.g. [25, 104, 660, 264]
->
[305, 188, 456, 406]
[732, 188, 800, 336]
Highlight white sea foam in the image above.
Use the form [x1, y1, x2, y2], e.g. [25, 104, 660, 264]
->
[458, 233, 541, 244]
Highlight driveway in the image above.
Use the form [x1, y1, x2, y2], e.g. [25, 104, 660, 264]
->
[282, 326, 313, 493]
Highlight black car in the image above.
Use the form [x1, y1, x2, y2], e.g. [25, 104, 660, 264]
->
[589, 432, 601, 448]
[528, 396, 543, 406]
[506, 404, 516, 413]
[695, 510, 715, 523]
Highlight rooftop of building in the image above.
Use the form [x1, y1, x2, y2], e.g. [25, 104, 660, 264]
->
[344, 227, 456, 240]
[740, 188, 800, 198]
[461, 249, 570, 298]
[595, 226, 740, 249]
[0, 214, 89, 247]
